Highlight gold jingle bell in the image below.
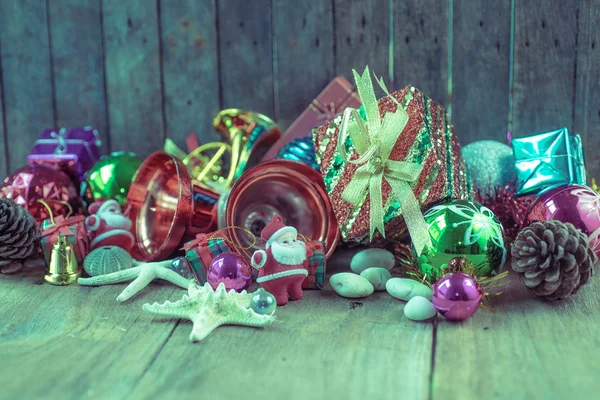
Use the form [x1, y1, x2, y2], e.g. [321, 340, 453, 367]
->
[44, 235, 81, 285]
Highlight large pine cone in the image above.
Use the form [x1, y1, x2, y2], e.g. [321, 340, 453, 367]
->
[0, 198, 39, 274]
[512, 220, 598, 300]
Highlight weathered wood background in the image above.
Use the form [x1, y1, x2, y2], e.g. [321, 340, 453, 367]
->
[2, 2, 600, 398]
[0, 0, 597, 181]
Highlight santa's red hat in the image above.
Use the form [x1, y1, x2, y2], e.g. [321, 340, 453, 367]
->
[87, 199, 106, 215]
[261, 215, 297, 248]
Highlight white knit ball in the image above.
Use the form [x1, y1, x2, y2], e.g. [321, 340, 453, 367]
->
[462, 140, 515, 196]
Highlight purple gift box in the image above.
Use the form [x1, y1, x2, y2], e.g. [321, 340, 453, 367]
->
[28, 126, 102, 185]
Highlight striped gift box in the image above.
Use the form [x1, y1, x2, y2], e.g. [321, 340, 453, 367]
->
[303, 240, 326, 290]
[183, 234, 231, 284]
[312, 86, 473, 245]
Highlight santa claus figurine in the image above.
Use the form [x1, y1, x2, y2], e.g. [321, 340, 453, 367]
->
[251, 215, 308, 306]
[85, 199, 135, 253]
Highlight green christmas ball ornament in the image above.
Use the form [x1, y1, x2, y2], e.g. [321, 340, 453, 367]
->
[412, 199, 507, 281]
[81, 152, 143, 209]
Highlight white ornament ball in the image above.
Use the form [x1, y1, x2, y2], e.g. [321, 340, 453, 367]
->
[461, 140, 515, 196]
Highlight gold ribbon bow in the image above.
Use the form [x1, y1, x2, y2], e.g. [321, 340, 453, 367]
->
[337, 66, 432, 255]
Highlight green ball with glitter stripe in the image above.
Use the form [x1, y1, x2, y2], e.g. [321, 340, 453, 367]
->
[412, 199, 506, 281]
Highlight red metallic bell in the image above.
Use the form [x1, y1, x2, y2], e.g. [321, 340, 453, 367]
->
[126, 152, 219, 262]
[225, 159, 339, 259]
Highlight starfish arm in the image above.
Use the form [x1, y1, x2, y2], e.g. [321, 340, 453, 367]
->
[155, 266, 193, 289]
[224, 309, 276, 328]
[77, 266, 142, 286]
[116, 266, 157, 302]
[189, 313, 275, 342]
[142, 297, 197, 320]
[190, 316, 221, 342]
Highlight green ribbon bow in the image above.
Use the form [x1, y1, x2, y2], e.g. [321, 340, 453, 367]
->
[337, 66, 432, 255]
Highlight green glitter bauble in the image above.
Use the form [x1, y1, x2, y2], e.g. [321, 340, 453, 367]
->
[412, 199, 506, 281]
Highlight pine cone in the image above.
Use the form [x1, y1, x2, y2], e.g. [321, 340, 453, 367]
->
[0, 198, 40, 274]
[512, 220, 598, 300]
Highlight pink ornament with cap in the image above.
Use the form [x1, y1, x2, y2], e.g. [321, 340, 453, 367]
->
[85, 199, 135, 253]
[251, 215, 308, 306]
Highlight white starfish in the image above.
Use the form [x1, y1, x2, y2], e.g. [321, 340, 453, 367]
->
[143, 282, 276, 342]
[78, 261, 192, 302]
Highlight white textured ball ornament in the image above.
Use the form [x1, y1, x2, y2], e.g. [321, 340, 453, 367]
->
[83, 246, 136, 276]
[461, 140, 515, 196]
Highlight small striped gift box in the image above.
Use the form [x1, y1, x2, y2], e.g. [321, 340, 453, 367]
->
[182, 233, 231, 284]
[303, 240, 326, 290]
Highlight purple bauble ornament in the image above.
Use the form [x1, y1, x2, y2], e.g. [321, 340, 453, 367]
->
[207, 253, 252, 292]
[525, 184, 600, 257]
[432, 272, 484, 321]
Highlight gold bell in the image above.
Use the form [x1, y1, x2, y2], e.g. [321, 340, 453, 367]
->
[44, 235, 81, 285]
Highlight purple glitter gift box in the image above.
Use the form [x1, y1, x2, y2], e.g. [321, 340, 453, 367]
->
[28, 126, 103, 185]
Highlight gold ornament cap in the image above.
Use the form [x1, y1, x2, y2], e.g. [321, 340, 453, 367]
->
[44, 235, 81, 285]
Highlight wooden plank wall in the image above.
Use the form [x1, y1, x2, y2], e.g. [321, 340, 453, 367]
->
[0, 0, 598, 179]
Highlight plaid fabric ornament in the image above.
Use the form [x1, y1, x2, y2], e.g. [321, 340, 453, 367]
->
[303, 240, 326, 289]
[182, 233, 233, 284]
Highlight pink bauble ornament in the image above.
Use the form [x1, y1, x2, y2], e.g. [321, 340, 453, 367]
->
[525, 184, 600, 257]
[0, 164, 79, 224]
[207, 253, 252, 292]
[432, 272, 484, 321]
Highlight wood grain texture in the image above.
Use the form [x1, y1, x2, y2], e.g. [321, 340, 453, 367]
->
[48, 0, 109, 154]
[451, 1, 511, 143]
[102, 0, 164, 156]
[393, 0, 449, 104]
[0, 0, 54, 172]
[160, 0, 220, 147]
[273, 0, 333, 128]
[0, 262, 182, 399]
[511, 0, 577, 136]
[0, 52, 7, 178]
[334, 0, 389, 89]
[432, 272, 600, 400]
[128, 290, 433, 400]
[218, 0, 274, 117]
[574, 0, 600, 179]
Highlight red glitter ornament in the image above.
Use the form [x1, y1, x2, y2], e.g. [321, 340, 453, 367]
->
[478, 181, 532, 243]
[0, 164, 80, 225]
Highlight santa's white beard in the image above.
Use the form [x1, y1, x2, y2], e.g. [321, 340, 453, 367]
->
[103, 213, 132, 230]
[271, 241, 307, 266]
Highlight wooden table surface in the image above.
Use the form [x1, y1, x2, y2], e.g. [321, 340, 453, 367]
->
[1, 250, 599, 400]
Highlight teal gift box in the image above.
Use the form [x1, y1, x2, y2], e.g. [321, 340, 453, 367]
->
[513, 127, 586, 196]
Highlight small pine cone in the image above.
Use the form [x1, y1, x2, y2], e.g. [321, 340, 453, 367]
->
[511, 220, 598, 300]
[0, 198, 40, 274]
